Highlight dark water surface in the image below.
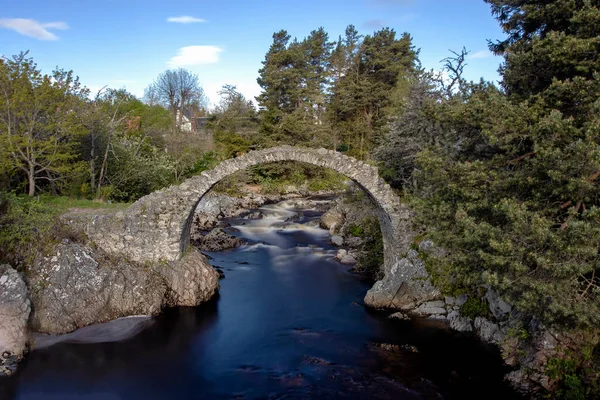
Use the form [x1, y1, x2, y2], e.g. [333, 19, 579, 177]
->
[1, 199, 522, 400]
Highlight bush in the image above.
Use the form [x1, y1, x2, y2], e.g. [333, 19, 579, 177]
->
[459, 296, 491, 319]
[546, 337, 599, 400]
[356, 217, 384, 281]
[0, 192, 55, 269]
[348, 223, 364, 237]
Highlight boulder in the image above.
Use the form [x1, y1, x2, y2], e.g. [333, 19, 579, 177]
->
[364, 250, 439, 310]
[0, 264, 30, 376]
[339, 254, 357, 265]
[304, 219, 320, 228]
[196, 228, 245, 252]
[191, 192, 266, 234]
[284, 212, 302, 222]
[336, 249, 347, 260]
[485, 287, 512, 320]
[29, 242, 167, 335]
[474, 317, 505, 343]
[344, 236, 365, 248]
[455, 294, 468, 307]
[320, 207, 344, 234]
[388, 311, 410, 321]
[243, 211, 263, 220]
[157, 249, 220, 307]
[28, 241, 220, 335]
[414, 300, 447, 316]
[192, 212, 219, 233]
[330, 235, 344, 246]
[444, 296, 456, 306]
[447, 310, 474, 332]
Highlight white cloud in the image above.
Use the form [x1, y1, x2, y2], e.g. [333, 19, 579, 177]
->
[167, 16, 206, 24]
[0, 18, 68, 40]
[469, 50, 492, 60]
[167, 46, 223, 67]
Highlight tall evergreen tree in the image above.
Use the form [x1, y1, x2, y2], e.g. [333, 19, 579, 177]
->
[412, 1, 600, 335]
[329, 28, 417, 158]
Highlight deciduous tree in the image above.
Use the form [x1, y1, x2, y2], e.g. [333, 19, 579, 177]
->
[0, 52, 87, 196]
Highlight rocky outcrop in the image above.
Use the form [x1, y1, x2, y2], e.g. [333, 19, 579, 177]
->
[194, 228, 245, 252]
[319, 192, 378, 246]
[320, 207, 344, 234]
[28, 241, 219, 335]
[335, 249, 357, 265]
[0, 265, 30, 377]
[156, 248, 220, 307]
[364, 249, 439, 310]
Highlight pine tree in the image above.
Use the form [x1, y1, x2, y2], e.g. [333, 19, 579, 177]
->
[411, 1, 600, 333]
[329, 27, 417, 158]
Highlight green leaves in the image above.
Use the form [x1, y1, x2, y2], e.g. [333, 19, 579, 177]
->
[401, 1, 600, 335]
[0, 52, 88, 196]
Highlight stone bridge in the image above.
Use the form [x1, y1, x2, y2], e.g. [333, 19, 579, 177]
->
[84, 146, 436, 309]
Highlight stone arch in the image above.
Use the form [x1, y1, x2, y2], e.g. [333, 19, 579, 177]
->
[87, 147, 434, 309]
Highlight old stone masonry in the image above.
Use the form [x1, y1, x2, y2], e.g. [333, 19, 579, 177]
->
[78, 146, 436, 309]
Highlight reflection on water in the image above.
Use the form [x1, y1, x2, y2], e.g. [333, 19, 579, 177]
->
[2, 198, 522, 400]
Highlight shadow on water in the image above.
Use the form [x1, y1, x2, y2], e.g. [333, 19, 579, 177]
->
[1, 198, 524, 400]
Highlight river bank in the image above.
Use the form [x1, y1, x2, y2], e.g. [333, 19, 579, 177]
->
[2, 197, 522, 400]
[0, 183, 565, 398]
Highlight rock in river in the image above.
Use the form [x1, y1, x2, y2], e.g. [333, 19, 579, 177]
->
[195, 228, 246, 252]
[28, 241, 219, 335]
[0, 264, 31, 376]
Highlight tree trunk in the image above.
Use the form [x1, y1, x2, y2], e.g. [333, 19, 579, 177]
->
[90, 158, 95, 191]
[89, 137, 96, 191]
[97, 129, 113, 196]
[28, 166, 35, 196]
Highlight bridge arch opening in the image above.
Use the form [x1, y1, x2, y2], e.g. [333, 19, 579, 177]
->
[173, 147, 407, 277]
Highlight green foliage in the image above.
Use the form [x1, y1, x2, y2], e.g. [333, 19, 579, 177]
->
[406, 1, 600, 330]
[104, 141, 175, 202]
[543, 331, 600, 400]
[212, 173, 247, 197]
[329, 27, 418, 159]
[348, 223, 364, 237]
[0, 192, 123, 270]
[248, 161, 347, 194]
[0, 52, 88, 196]
[256, 25, 417, 154]
[546, 356, 590, 400]
[212, 84, 259, 137]
[0, 192, 56, 268]
[214, 129, 251, 158]
[366, 2, 600, 396]
[189, 151, 219, 176]
[356, 217, 384, 281]
[459, 297, 492, 320]
[36, 195, 129, 211]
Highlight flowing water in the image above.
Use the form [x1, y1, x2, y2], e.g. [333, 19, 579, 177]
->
[1, 198, 523, 400]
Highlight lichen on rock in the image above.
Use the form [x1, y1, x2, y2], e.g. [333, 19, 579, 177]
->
[0, 264, 31, 376]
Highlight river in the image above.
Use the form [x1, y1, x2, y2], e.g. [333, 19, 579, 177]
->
[1, 198, 522, 399]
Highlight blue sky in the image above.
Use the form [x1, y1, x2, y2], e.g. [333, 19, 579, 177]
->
[0, 0, 506, 107]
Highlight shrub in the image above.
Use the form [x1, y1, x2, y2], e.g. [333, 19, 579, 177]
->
[0, 192, 55, 269]
[459, 296, 491, 319]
